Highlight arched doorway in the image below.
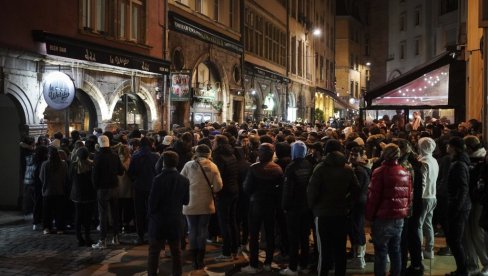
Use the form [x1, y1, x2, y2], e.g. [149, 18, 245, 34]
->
[111, 93, 148, 131]
[0, 94, 22, 207]
[191, 62, 222, 124]
[43, 89, 97, 136]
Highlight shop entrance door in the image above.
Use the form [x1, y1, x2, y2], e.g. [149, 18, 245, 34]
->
[233, 100, 242, 123]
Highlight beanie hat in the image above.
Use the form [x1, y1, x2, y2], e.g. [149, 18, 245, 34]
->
[382, 143, 400, 161]
[98, 135, 110, 148]
[324, 139, 343, 154]
[464, 135, 481, 150]
[162, 135, 174, 146]
[195, 144, 211, 158]
[449, 136, 466, 151]
[291, 141, 307, 160]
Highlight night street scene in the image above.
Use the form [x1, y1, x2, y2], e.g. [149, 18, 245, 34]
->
[1, 0, 488, 275]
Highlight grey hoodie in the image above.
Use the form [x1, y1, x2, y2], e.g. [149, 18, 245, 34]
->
[418, 137, 439, 199]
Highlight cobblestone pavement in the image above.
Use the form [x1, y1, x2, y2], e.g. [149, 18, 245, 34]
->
[0, 218, 457, 276]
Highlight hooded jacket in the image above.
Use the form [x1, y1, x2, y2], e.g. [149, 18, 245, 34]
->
[418, 137, 439, 199]
[307, 151, 360, 217]
[243, 161, 284, 206]
[128, 146, 160, 192]
[282, 141, 313, 212]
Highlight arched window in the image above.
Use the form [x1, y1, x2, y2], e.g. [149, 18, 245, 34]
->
[111, 93, 148, 130]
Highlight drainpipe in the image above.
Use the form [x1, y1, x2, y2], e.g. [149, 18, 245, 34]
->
[285, 0, 290, 121]
[483, 29, 488, 146]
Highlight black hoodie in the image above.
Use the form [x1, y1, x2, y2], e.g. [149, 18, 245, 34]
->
[447, 151, 472, 216]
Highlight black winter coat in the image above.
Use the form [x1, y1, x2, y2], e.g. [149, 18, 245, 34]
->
[447, 152, 472, 216]
[69, 161, 96, 203]
[213, 145, 239, 197]
[244, 161, 284, 206]
[92, 148, 123, 190]
[148, 168, 190, 240]
[128, 147, 160, 192]
[282, 158, 313, 212]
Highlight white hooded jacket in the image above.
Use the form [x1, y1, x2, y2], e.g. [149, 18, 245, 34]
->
[418, 137, 439, 199]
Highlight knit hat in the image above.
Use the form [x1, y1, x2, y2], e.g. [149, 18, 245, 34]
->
[291, 141, 307, 160]
[464, 135, 481, 150]
[195, 144, 211, 158]
[382, 143, 400, 161]
[324, 139, 343, 154]
[449, 136, 466, 151]
[162, 135, 174, 146]
[98, 135, 110, 148]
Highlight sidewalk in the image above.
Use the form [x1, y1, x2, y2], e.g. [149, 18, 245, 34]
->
[0, 210, 25, 226]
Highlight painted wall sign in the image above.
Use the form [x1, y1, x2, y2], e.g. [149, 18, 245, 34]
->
[244, 62, 290, 84]
[42, 72, 75, 110]
[169, 12, 243, 54]
[33, 31, 171, 74]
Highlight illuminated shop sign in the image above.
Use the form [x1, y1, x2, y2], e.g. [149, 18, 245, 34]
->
[169, 12, 243, 54]
[42, 72, 75, 110]
[33, 31, 170, 74]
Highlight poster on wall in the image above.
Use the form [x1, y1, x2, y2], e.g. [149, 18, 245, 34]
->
[42, 72, 75, 110]
[170, 73, 190, 101]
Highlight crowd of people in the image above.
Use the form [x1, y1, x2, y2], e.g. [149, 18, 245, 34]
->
[18, 114, 488, 276]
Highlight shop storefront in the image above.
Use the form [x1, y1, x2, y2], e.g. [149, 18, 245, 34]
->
[25, 31, 171, 136]
[361, 52, 466, 127]
[243, 62, 289, 122]
[168, 11, 243, 126]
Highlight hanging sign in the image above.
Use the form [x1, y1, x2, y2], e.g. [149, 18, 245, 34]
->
[170, 73, 191, 101]
[42, 72, 75, 110]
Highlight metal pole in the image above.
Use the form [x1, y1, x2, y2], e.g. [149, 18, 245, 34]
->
[483, 29, 488, 146]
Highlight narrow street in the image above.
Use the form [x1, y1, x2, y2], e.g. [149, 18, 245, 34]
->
[0, 212, 457, 276]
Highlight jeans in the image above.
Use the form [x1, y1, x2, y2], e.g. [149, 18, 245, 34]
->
[216, 195, 239, 256]
[418, 198, 437, 253]
[148, 239, 182, 276]
[372, 218, 404, 276]
[186, 215, 211, 250]
[237, 193, 250, 245]
[97, 188, 119, 240]
[286, 210, 311, 271]
[315, 215, 348, 276]
[134, 189, 149, 240]
[248, 202, 275, 268]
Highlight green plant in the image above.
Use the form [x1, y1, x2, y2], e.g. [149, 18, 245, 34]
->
[315, 108, 325, 122]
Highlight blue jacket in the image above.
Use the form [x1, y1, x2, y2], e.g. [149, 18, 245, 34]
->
[128, 147, 160, 192]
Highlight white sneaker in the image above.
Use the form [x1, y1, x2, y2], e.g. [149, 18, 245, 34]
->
[279, 268, 298, 275]
[215, 254, 233, 261]
[423, 250, 434, 259]
[480, 266, 488, 276]
[241, 265, 261, 274]
[263, 264, 272, 272]
[111, 235, 120, 245]
[348, 257, 366, 269]
[43, 229, 50, 235]
[298, 266, 310, 274]
[32, 224, 39, 231]
[92, 240, 106, 249]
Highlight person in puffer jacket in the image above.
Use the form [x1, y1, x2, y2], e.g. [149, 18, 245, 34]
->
[308, 139, 360, 276]
[366, 143, 412, 276]
[417, 137, 439, 260]
[279, 141, 314, 275]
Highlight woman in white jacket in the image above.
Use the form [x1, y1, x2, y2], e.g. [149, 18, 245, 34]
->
[181, 144, 223, 270]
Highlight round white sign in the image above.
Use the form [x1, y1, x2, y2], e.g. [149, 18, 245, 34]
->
[42, 72, 75, 110]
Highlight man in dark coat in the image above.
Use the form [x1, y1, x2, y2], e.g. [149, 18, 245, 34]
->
[92, 135, 123, 249]
[129, 137, 160, 244]
[445, 137, 472, 276]
[308, 139, 360, 276]
[147, 151, 189, 276]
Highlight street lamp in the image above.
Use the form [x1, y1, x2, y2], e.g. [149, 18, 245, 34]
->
[312, 28, 321, 36]
[366, 62, 371, 66]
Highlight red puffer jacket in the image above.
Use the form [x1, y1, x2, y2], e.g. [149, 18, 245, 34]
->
[365, 160, 412, 221]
